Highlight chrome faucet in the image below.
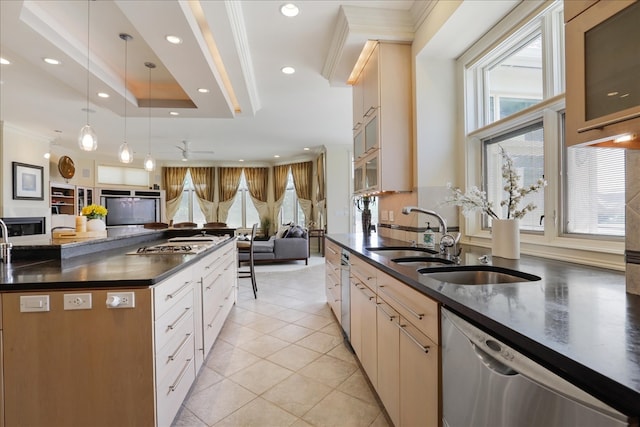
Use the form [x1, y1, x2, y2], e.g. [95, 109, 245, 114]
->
[402, 206, 460, 262]
[0, 219, 12, 264]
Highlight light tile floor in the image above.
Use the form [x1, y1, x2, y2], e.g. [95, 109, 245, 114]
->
[172, 255, 390, 427]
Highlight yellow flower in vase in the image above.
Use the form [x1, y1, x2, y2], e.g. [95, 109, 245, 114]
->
[81, 204, 108, 220]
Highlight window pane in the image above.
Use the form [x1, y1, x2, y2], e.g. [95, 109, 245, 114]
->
[281, 188, 295, 225]
[246, 197, 260, 229]
[486, 34, 543, 124]
[173, 190, 190, 224]
[484, 123, 545, 231]
[565, 147, 625, 236]
[227, 192, 243, 228]
[192, 198, 206, 227]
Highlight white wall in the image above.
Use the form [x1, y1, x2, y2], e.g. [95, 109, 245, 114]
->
[1, 123, 50, 220]
[324, 143, 352, 234]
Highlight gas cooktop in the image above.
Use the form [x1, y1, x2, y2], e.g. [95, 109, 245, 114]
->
[128, 242, 212, 255]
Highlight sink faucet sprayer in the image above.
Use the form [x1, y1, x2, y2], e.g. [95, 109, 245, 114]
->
[401, 206, 460, 262]
[0, 219, 12, 264]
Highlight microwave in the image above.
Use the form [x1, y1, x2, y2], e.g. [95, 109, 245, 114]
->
[565, 0, 640, 148]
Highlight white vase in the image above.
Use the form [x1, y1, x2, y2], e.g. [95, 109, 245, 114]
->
[492, 219, 520, 259]
[86, 218, 106, 232]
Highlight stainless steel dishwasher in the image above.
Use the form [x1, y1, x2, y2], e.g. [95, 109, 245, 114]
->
[441, 308, 629, 427]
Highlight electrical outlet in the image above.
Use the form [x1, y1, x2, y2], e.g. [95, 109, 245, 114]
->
[64, 293, 92, 310]
[106, 291, 135, 308]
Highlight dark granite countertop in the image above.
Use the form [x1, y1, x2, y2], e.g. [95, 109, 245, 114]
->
[326, 233, 640, 419]
[0, 234, 237, 291]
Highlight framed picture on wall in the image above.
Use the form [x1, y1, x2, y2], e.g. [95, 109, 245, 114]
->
[13, 162, 44, 200]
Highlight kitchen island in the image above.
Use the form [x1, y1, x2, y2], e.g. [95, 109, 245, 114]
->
[0, 231, 238, 427]
[326, 233, 640, 423]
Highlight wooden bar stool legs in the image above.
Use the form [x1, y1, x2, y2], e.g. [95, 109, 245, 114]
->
[238, 224, 258, 298]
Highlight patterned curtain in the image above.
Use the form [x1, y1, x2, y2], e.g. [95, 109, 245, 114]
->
[291, 161, 313, 225]
[244, 167, 270, 234]
[273, 164, 290, 228]
[217, 167, 243, 222]
[189, 167, 216, 222]
[162, 167, 188, 222]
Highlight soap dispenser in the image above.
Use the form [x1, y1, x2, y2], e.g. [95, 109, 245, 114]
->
[423, 222, 435, 249]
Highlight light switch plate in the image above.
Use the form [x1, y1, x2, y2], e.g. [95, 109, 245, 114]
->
[381, 210, 389, 221]
[20, 295, 50, 312]
[64, 293, 92, 310]
[389, 210, 394, 222]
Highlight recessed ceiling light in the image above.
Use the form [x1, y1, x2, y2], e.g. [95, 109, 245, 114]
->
[169, 111, 179, 116]
[281, 66, 295, 75]
[303, 147, 310, 151]
[43, 58, 61, 65]
[0, 57, 10, 65]
[97, 92, 109, 98]
[274, 155, 280, 158]
[280, 3, 299, 17]
[166, 35, 182, 45]
[198, 88, 209, 93]
[239, 159, 244, 162]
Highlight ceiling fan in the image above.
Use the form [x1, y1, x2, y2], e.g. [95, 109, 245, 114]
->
[176, 140, 215, 161]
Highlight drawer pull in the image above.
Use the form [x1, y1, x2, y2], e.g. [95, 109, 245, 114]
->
[379, 286, 424, 320]
[167, 281, 192, 300]
[223, 260, 235, 271]
[167, 307, 191, 331]
[377, 303, 397, 321]
[169, 358, 193, 392]
[397, 323, 430, 353]
[168, 333, 192, 361]
[327, 247, 338, 255]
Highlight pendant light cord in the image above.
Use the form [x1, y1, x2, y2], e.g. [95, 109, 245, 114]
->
[86, 0, 90, 125]
[123, 36, 127, 141]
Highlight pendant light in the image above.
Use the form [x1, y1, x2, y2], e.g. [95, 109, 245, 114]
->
[143, 62, 156, 172]
[78, 0, 97, 151]
[118, 33, 133, 164]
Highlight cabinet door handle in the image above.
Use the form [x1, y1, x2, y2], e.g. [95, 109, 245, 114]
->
[327, 247, 338, 255]
[168, 333, 192, 361]
[364, 106, 376, 117]
[397, 323, 430, 353]
[377, 303, 397, 321]
[169, 358, 193, 392]
[378, 286, 424, 320]
[167, 281, 192, 299]
[167, 307, 191, 331]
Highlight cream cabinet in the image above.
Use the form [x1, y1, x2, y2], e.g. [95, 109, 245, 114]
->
[351, 41, 412, 194]
[350, 256, 378, 387]
[377, 271, 440, 427]
[325, 239, 342, 321]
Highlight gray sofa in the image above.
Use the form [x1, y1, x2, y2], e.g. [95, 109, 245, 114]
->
[238, 227, 309, 265]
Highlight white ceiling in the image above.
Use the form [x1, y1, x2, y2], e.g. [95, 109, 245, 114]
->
[0, 0, 421, 165]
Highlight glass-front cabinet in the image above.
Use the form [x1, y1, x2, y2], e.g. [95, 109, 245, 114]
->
[354, 152, 379, 193]
[77, 187, 94, 215]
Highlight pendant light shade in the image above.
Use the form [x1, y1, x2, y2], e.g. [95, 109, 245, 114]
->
[78, 0, 97, 151]
[143, 61, 156, 172]
[119, 33, 133, 164]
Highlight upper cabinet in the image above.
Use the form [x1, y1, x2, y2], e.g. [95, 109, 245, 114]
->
[565, 0, 640, 148]
[352, 42, 413, 194]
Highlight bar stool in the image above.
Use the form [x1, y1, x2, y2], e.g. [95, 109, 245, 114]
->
[238, 223, 258, 298]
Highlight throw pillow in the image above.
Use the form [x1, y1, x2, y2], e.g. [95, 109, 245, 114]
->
[287, 225, 304, 238]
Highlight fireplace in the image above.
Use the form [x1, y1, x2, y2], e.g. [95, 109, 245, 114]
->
[1, 217, 46, 236]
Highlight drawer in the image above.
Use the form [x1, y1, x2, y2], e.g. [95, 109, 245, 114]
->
[154, 268, 195, 319]
[201, 247, 235, 282]
[155, 289, 195, 352]
[351, 256, 377, 289]
[377, 271, 439, 344]
[156, 333, 196, 427]
[155, 310, 195, 383]
[325, 240, 341, 265]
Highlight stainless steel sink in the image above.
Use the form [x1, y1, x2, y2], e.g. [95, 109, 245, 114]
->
[365, 246, 439, 258]
[392, 256, 455, 266]
[418, 265, 541, 285]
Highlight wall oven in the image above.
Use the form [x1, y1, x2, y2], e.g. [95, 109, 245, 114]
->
[565, 0, 640, 148]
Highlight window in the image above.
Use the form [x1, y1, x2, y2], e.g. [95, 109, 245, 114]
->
[280, 171, 305, 227]
[227, 172, 260, 229]
[564, 145, 625, 237]
[173, 170, 206, 226]
[483, 123, 545, 231]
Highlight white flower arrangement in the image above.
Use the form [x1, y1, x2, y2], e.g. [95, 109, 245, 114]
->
[444, 146, 547, 220]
